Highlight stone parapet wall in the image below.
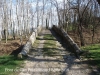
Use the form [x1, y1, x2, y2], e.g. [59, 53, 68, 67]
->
[52, 25, 83, 58]
[19, 26, 42, 56]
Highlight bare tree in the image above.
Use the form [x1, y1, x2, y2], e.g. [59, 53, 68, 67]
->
[36, 0, 39, 27]
[74, 0, 92, 46]
[2, 0, 9, 43]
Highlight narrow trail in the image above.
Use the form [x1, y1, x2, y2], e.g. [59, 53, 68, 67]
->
[19, 29, 95, 75]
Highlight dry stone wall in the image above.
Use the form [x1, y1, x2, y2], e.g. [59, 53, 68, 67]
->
[52, 25, 83, 58]
[19, 26, 42, 56]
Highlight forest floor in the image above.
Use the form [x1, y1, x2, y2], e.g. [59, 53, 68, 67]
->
[18, 29, 98, 75]
[0, 37, 28, 56]
[68, 28, 100, 46]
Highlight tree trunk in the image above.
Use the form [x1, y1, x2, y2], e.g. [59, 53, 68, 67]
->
[4, 29, 7, 43]
[46, 18, 48, 29]
[78, 21, 85, 46]
[92, 24, 95, 44]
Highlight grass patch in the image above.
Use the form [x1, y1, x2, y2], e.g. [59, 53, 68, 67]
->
[0, 55, 24, 75]
[32, 37, 40, 48]
[43, 34, 55, 40]
[81, 44, 100, 68]
[43, 34, 57, 56]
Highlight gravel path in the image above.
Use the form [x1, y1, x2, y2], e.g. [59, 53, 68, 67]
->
[19, 29, 95, 75]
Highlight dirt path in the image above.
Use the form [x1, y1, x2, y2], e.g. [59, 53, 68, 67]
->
[19, 29, 95, 75]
